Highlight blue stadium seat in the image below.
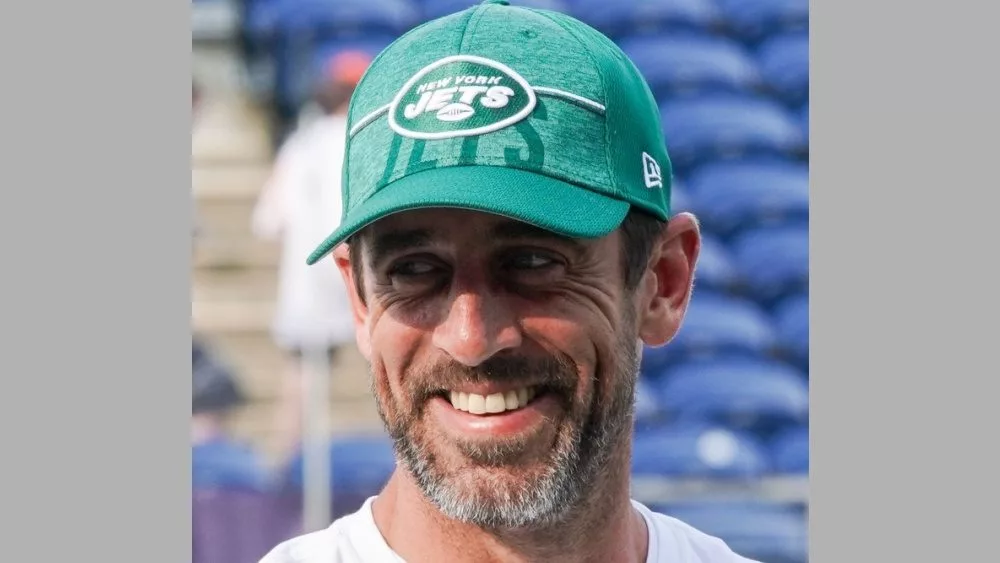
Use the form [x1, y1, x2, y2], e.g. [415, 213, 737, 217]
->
[773, 292, 808, 369]
[769, 424, 809, 474]
[193, 438, 269, 491]
[635, 375, 662, 424]
[639, 344, 671, 379]
[757, 31, 809, 104]
[570, 0, 720, 39]
[672, 290, 778, 361]
[715, 0, 809, 44]
[640, 289, 775, 377]
[693, 233, 740, 292]
[632, 422, 770, 479]
[660, 94, 805, 172]
[800, 102, 809, 138]
[731, 225, 809, 304]
[654, 356, 809, 434]
[687, 159, 809, 238]
[420, 0, 569, 19]
[670, 181, 694, 214]
[250, 0, 415, 113]
[657, 502, 808, 563]
[247, 0, 419, 38]
[618, 33, 762, 99]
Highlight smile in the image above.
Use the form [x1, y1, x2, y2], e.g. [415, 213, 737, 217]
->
[428, 383, 560, 439]
[447, 386, 537, 415]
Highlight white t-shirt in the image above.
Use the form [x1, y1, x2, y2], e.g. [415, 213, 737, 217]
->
[258, 497, 759, 563]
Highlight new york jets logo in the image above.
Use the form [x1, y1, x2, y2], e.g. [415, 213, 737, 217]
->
[388, 55, 537, 140]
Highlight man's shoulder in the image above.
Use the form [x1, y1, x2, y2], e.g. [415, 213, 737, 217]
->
[634, 501, 761, 563]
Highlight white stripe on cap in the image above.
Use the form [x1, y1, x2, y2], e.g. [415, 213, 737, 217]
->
[348, 87, 605, 139]
[533, 86, 606, 114]
[350, 103, 391, 137]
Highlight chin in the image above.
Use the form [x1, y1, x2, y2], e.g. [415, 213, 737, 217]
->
[399, 420, 586, 529]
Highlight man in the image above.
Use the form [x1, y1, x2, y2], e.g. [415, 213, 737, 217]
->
[260, 1, 757, 561]
[253, 51, 372, 468]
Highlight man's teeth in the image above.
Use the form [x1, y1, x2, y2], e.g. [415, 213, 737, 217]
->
[448, 387, 537, 414]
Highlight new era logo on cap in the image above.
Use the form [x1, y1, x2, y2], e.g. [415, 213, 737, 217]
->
[642, 152, 662, 189]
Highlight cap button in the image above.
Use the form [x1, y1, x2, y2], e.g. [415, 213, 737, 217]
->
[483, 0, 510, 5]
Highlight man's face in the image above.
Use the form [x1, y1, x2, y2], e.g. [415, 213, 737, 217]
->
[344, 208, 655, 529]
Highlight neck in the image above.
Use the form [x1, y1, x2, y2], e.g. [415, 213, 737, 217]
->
[371, 441, 647, 563]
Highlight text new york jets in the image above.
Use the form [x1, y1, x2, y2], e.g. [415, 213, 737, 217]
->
[389, 55, 537, 140]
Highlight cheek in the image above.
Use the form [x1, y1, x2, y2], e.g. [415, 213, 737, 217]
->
[368, 310, 427, 408]
[520, 313, 615, 399]
[518, 296, 627, 407]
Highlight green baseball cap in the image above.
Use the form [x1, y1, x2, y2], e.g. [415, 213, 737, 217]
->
[306, 0, 673, 265]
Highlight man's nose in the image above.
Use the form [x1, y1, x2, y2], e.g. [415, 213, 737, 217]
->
[432, 287, 522, 367]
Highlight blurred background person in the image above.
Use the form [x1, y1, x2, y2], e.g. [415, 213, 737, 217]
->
[192, 337, 265, 488]
[251, 50, 373, 470]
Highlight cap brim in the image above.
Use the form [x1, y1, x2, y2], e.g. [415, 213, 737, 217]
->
[306, 165, 631, 265]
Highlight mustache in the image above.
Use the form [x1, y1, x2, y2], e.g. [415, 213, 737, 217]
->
[407, 354, 578, 403]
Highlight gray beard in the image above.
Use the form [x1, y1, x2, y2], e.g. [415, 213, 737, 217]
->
[372, 322, 641, 530]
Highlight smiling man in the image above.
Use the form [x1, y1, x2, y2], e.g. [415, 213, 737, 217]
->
[259, 1, 758, 562]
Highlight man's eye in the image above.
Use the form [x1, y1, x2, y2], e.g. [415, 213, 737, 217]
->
[389, 260, 439, 277]
[506, 252, 557, 270]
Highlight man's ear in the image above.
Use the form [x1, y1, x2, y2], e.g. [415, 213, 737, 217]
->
[333, 243, 372, 360]
[637, 212, 701, 347]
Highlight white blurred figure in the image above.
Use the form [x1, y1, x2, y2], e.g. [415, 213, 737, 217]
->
[252, 51, 372, 471]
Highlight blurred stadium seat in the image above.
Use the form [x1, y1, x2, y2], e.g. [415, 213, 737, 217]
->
[687, 159, 809, 238]
[664, 290, 778, 366]
[769, 424, 809, 474]
[245, 0, 419, 39]
[660, 94, 805, 172]
[757, 31, 809, 105]
[773, 292, 809, 369]
[635, 375, 663, 426]
[245, 0, 419, 117]
[618, 33, 763, 99]
[632, 422, 770, 479]
[692, 232, 740, 293]
[715, 0, 809, 44]
[670, 180, 694, 214]
[570, 0, 721, 39]
[654, 356, 809, 435]
[419, 0, 569, 19]
[658, 502, 809, 563]
[798, 102, 809, 137]
[731, 224, 809, 304]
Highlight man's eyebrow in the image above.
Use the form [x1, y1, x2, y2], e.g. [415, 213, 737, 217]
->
[369, 229, 434, 262]
[490, 221, 588, 252]
[367, 221, 589, 264]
